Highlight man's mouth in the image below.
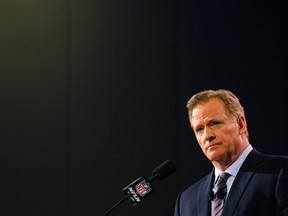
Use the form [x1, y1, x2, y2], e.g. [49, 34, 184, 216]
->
[206, 143, 221, 150]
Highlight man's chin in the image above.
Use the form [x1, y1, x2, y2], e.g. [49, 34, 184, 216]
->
[207, 151, 224, 162]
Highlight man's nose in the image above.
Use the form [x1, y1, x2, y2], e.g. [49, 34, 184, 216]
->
[203, 127, 215, 142]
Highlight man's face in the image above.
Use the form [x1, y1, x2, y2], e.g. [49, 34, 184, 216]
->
[190, 98, 245, 167]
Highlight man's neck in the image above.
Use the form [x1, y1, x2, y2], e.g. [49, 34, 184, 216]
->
[212, 140, 250, 171]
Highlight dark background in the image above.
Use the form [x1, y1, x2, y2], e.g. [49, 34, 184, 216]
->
[1, 0, 287, 215]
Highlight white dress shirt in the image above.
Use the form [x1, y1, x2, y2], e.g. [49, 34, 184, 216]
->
[213, 144, 253, 195]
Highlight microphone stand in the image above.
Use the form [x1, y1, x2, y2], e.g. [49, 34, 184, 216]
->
[102, 194, 130, 216]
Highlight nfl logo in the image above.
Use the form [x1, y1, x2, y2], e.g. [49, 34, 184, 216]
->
[135, 179, 152, 197]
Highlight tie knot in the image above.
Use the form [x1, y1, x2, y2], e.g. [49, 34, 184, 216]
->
[213, 172, 231, 195]
[217, 172, 231, 183]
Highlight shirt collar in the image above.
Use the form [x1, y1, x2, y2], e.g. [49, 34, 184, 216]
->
[214, 144, 253, 181]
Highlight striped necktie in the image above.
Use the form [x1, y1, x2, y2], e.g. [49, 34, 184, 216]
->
[211, 172, 231, 216]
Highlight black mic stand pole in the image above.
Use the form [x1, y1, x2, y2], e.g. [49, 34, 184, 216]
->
[102, 194, 130, 216]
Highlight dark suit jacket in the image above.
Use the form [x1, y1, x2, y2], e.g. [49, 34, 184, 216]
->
[174, 149, 288, 216]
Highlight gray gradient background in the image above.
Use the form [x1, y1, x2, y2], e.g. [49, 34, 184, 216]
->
[1, 0, 287, 215]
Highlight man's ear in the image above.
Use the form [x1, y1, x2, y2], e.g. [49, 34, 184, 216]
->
[238, 116, 247, 134]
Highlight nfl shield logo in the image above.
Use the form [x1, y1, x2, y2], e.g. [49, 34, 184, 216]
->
[135, 179, 152, 197]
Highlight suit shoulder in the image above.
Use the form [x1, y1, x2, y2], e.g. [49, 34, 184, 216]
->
[253, 150, 288, 169]
[260, 152, 288, 165]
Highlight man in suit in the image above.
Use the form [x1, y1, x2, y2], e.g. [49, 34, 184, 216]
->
[174, 89, 288, 216]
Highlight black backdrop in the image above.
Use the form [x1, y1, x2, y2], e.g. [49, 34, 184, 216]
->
[1, 0, 287, 215]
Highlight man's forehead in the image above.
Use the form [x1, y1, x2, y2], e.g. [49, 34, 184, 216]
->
[192, 98, 226, 115]
[190, 99, 227, 123]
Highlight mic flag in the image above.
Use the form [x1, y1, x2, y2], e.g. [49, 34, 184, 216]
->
[122, 160, 176, 206]
[122, 176, 154, 205]
[102, 160, 176, 216]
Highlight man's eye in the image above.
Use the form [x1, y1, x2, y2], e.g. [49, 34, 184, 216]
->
[211, 122, 221, 126]
[195, 128, 203, 134]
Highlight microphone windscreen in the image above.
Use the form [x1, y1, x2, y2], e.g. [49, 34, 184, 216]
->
[152, 160, 176, 180]
[208, 190, 215, 200]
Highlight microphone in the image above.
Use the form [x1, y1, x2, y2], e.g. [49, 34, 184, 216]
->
[123, 160, 176, 205]
[151, 159, 176, 180]
[208, 190, 215, 200]
[102, 160, 176, 216]
[208, 190, 226, 200]
[216, 190, 226, 199]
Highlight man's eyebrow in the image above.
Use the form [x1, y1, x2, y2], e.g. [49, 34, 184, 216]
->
[203, 119, 224, 126]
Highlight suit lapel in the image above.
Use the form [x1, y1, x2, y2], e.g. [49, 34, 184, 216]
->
[222, 149, 264, 216]
[197, 170, 215, 216]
